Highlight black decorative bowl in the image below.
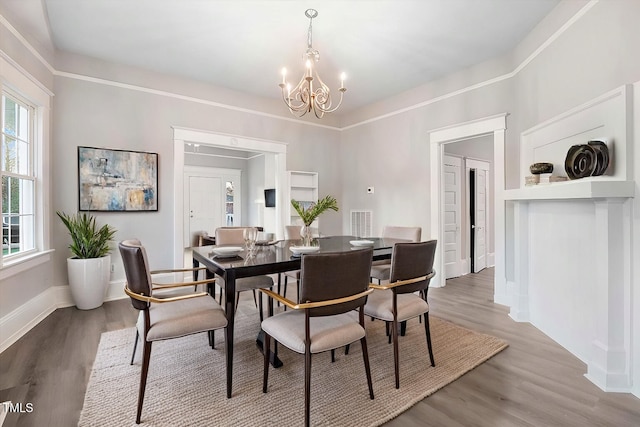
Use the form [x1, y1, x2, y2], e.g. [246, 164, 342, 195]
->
[529, 162, 554, 174]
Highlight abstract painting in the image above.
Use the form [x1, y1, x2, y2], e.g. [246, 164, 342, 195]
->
[78, 146, 158, 211]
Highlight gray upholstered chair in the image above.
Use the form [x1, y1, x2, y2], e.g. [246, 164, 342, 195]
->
[215, 227, 274, 321]
[364, 240, 437, 389]
[260, 249, 375, 427]
[370, 226, 422, 283]
[119, 239, 228, 424]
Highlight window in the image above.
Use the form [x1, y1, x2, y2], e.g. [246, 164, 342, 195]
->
[225, 180, 235, 226]
[2, 91, 35, 257]
[0, 56, 51, 277]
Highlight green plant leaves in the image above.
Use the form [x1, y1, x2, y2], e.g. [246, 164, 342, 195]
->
[291, 195, 338, 226]
[56, 211, 116, 259]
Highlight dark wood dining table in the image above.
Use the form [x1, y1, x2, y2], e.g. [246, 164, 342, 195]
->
[191, 235, 406, 398]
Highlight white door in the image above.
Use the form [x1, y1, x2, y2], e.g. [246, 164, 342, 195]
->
[183, 167, 242, 247]
[188, 175, 222, 246]
[443, 155, 462, 279]
[473, 168, 487, 273]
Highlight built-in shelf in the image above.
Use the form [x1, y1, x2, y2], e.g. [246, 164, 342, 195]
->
[286, 171, 319, 227]
[505, 179, 635, 201]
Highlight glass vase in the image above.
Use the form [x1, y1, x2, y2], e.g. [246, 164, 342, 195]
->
[301, 225, 313, 247]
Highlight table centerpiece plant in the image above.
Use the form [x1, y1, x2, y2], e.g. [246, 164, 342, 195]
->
[291, 195, 339, 246]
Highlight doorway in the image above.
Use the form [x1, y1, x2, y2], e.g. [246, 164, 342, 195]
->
[429, 114, 508, 306]
[172, 128, 287, 269]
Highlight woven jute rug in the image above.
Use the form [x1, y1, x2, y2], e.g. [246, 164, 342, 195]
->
[79, 310, 507, 426]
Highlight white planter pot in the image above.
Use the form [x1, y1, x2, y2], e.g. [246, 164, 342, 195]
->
[67, 254, 111, 310]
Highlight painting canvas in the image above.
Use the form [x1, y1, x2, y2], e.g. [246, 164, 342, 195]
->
[78, 146, 158, 211]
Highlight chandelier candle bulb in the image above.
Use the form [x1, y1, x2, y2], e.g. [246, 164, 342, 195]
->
[281, 68, 286, 85]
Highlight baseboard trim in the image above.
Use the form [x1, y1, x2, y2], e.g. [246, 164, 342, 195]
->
[0, 279, 127, 353]
[0, 288, 58, 353]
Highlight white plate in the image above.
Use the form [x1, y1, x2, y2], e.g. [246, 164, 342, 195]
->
[350, 239, 374, 247]
[289, 246, 320, 255]
[212, 246, 243, 257]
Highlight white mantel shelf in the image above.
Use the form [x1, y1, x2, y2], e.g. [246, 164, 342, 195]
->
[505, 180, 635, 201]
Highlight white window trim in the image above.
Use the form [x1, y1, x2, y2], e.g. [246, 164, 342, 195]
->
[0, 55, 52, 276]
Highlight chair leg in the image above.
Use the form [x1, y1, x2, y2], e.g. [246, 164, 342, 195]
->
[258, 291, 264, 322]
[400, 320, 407, 336]
[331, 349, 335, 363]
[263, 333, 271, 393]
[209, 330, 215, 349]
[276, 273, 282, 307]
[130, 329, 139, 365]
[252, 289, 258, 308]
[305, 347, 312, 427]
[392, 317, 400, 389]
[136, 340, 153, 424]
[424, 313, 435, 367]
[283, 275, 289, 311]
[360, 336, 375, 399]
[344, 344, 350, 355]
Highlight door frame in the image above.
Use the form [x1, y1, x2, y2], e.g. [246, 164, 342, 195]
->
[442, 154, 463, 279]
[173, 127, 287, 268]
[466, 158, 491, 273]
[429, 114, 508, 305]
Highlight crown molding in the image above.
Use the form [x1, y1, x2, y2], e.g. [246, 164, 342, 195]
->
[0, 0, 598, 131]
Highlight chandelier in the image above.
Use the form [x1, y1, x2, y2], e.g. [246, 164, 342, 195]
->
[279, 9, 346, 118]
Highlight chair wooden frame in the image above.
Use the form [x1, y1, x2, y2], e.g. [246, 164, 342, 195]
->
[129, 266, 218, 365]
[120, 240, 227, 424]
[260, 278, 375, 426]
[365, 239, 437, 390]
[368, 270, 436, 388]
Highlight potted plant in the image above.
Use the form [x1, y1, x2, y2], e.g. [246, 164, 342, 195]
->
[291, 195, 339, 246]
[57, 211, 117, 310]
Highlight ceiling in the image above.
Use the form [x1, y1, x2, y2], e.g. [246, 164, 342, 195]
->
[10, 0, 560, 114]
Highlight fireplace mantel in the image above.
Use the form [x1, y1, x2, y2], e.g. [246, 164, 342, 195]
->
[505, 85, 634, 393]
[505, 179, 634, 201]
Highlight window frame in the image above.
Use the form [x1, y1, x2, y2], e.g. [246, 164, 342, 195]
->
[3, 89, 36, 256]
[0, 55, 52, 279]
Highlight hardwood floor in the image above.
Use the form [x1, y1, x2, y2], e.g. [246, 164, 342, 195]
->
[1, 268, 638, 426]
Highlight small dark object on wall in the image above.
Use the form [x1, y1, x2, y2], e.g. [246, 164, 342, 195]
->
[529, 162, 554, 175]
[264, 188, 276, 207]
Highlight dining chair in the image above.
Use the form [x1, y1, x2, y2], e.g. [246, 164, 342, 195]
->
[215, 227, 274, 321]
[370, 226, 422, 284]
[364, 240, 437, 389]
[119, 239, 228, 424]
[260, 249, 375, 427]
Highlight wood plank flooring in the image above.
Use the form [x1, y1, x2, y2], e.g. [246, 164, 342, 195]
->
[1, 268, 638, 426]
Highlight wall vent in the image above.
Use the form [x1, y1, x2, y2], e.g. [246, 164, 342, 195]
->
[350, 210, 373, 237]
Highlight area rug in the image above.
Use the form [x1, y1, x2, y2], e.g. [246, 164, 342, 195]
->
[79, 311, 507, 427]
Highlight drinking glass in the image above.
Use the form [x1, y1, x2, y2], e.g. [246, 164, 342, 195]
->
[243, 227, 258, 254]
